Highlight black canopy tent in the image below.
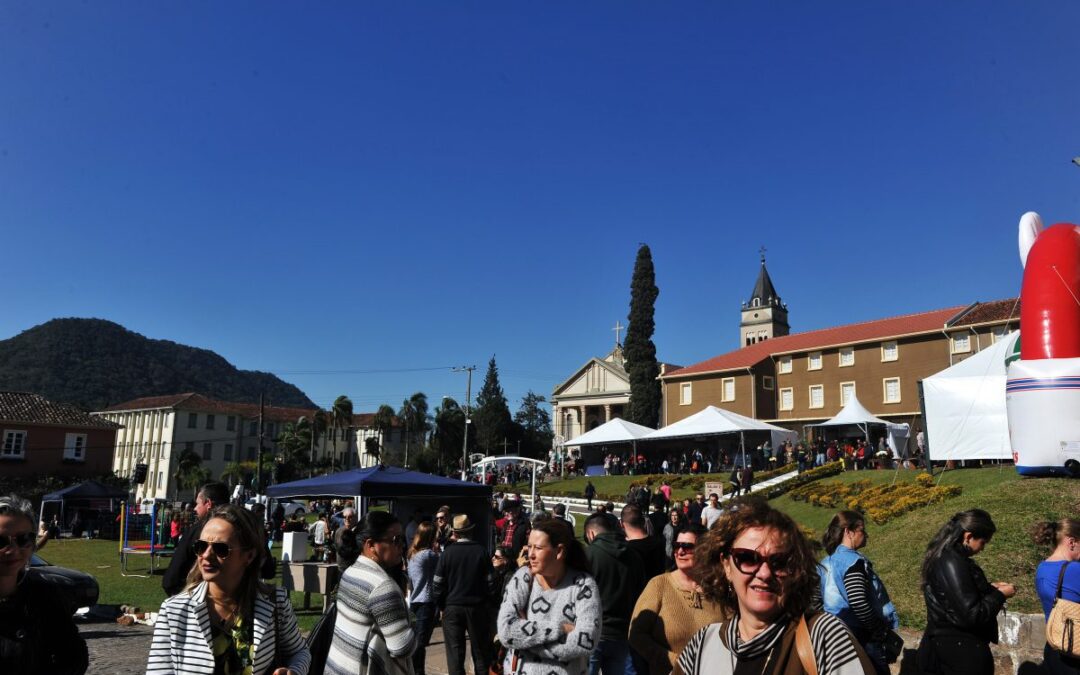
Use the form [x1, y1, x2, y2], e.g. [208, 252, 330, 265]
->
[39, 480, 127, 534]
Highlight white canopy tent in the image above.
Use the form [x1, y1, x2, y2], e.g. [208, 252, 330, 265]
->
[921, 331, 1015, 461]
[809, 395, 909, 457]
[645, 405, 798, 447]
[563, 418, 655, 446]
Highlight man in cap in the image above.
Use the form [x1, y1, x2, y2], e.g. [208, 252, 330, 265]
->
[432, 514, 495, 675]
[499, 498, 530, 561]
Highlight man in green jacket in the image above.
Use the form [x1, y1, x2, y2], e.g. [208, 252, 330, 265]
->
[584, 512, 646, 675]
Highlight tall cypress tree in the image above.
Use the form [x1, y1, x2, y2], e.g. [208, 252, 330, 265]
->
[625, 244, 662, 428]
[474, 355, 512, 454]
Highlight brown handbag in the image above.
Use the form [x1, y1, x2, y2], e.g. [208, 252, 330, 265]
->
[795, 616, 817, 675]
[1047, 562, 1080, 659]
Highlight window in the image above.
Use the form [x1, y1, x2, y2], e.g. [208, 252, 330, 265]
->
[226, 415, 236, 432]
[2, 430, 27, 459]
[679, 382, 692, 406]
[808, 352, 822, 371]
[779, 388, 794, 411]
[881, 341, 898, 362]
[157, 472, 163, 490]
[778, 356, 792, 374]
[992, 326, 1009, 343]
[721, 378, 736, 402]
[809, 385, 824, 409]
[839, 346, 854, 367]
[247, 447, 256, 461]
[164, 413, 170, 428]
[224, 443, 233, 461]
[840, 382, 856, 406]
[187, 413, 198, 429]
[951, 333, 971, 354]
[762, 375, 774, 390]
[206, 414, 215, 430]
[884, 377, 901, 403]
[267, 423, 276, 437]
[185, 441, 194, 453]
[64, 432, 88, 457]
[250, 421, 258, 436]
[203, 442, 212, 460]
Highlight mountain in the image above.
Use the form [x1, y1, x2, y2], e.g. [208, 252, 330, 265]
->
[0, 318, 316, 411]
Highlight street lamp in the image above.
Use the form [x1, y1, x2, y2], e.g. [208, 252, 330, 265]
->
[451, 366, 476, 480]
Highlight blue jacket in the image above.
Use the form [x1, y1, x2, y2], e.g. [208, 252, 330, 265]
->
[820, 545, 899, 635]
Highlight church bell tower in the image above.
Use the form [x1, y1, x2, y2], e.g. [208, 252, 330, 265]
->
[740, 250, 789, 347]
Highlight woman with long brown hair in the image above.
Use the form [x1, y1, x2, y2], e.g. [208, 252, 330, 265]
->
[408, 520, 440, 674]
[147, 504, 309, 674]
[676, 501, 872, 675]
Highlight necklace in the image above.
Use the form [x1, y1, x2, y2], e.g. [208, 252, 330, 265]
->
[210, 599, 238, 628]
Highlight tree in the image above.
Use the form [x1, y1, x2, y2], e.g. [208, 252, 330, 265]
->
[172, 448, 205, 500]
[514, 391, 553, 458]
[397, 392, 431, 467]
[298, 410, 328, 473]
[273, 421, 312, 483]
[329, 395, 354, 471]
[372, 404, 396, 464]
[432, 397, 467, 474]
[364, 437, 381, 465]
[220, 461, 248, 486]
[474, 356, 512, 454]
[625, 244, 662, 428]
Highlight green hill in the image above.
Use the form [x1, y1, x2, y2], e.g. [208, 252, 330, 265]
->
[0, 318, 315, 411]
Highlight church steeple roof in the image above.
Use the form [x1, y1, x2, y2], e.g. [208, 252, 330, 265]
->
[744, 251, 783, 309]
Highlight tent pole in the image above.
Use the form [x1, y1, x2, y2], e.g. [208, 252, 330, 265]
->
[531, 464, 536, 513]
[740, 431, 746, 469]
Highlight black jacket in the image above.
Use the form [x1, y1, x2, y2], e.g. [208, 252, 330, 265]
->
[587, 532, 646, 642]
[923, 546, 1005, 644]
[626, 535, 667, 581]
[433, 539, 493, 607]
[0, 574, 88, 675]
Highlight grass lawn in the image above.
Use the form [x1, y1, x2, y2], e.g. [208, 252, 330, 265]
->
[41, 537, 329, 632]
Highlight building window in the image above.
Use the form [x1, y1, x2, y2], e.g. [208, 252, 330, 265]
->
[721, 378, 736, 402]
[762, 375, 774, 390]
[809, 385, 824, 409]
[224, 443, 233, 461]
[249, 421, 258, 436]
[778, 356, 792, 374]
[164, 413, 170, 428]
[2, 430, 27, 459]
[884, 377, 901, 404]
[840, 382, 856, 407]
[808, 352, 822, 371]
[779, 388, 794, 411]
[881, 341, 898, 362]
[157, 472, 163, 490]
[203, 442, 212, 460]
[992, 326, 1009, 343]
[185, 441, 194, 453]
[188, 413, 198, 429]
[63, 434, 86, 460]
[267, 423, 276, 437]
[226, 415, 236, 431]
[247, 447, 256, 461]
[206, 414, 215, 430]
[951, 333, 971, 354]
[839, 346, 855, 367]
[679, 382, 692, 406]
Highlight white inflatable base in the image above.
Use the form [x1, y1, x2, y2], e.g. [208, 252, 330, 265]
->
[1006, 358, 1080, 477]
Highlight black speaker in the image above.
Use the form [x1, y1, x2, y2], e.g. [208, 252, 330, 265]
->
[133, 463, 149, 484]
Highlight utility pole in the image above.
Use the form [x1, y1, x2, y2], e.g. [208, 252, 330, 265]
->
[453, 365, 476, 480]
[255, 394, 265, 495]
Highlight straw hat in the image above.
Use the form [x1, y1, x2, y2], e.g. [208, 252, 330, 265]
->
[452, 514, 475, 534]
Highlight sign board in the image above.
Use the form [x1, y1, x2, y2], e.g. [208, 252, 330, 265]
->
[704, 482, 724, 499]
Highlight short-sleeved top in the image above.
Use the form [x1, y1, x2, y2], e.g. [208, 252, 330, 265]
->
[1036, 560, 1080, 619]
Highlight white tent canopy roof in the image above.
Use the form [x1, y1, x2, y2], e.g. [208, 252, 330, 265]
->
[644, 406, 797, 446]
[562, 417, 655, 447]
[812, 395, 892, 427]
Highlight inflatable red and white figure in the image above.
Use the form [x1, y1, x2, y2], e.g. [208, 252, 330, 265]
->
[1006, 211, 1080, 476]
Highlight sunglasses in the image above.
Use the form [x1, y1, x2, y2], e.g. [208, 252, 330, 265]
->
[0, 532, 34, 549]
[673, 542, 696, 553]
[728, 547, 793, 577]
[193, 540, 235, 559]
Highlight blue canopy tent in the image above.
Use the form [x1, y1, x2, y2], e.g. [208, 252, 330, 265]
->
[267, 466, 494, 550]
[39, 480, 128, 535]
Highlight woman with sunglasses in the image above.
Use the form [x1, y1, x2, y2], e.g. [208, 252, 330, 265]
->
[916, 509, 1015, 675]
[630, 524, 725, 675]
[0, 494, 87, 675]
[820, 511, 898, 675]
[327, 511, 416, 674]
[677, 501, 873, 675]
[663, 509, 685, 571]
[147, 504, 309, 675]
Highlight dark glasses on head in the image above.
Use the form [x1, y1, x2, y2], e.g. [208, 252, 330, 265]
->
[0, 532, 34, 549]
[728, 547, 792, 577]
[673, 542, 696, 553]
[193, 540, 234, 559]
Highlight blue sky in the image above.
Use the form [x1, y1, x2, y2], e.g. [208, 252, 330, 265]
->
[2, 3, 1079, 413]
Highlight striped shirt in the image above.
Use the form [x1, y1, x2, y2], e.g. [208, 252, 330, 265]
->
[677, 612, 865, 675]
[146, 582, 310, 675]
[326, 555, 417, 675]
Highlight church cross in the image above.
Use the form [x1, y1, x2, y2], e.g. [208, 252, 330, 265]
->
[759, 245, 767, 263]
[613, 320, 624, 345]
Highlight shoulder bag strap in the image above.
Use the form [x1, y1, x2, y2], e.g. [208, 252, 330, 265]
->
[273, 589, 282, 669]
[1056, 561, 1070, 601]
[795, 616, 818, 675]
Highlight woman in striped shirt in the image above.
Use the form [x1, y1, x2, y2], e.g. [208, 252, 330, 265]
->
[146, 504, 309, 675]
[677, 502, 873, 675]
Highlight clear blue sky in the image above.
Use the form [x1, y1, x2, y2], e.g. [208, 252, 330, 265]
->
[3, 3, 1079, 413]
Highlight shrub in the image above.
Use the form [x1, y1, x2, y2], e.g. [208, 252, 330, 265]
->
[791, 475, 963, 525]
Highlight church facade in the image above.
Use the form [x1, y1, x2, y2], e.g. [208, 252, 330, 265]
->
[551, 346, 631, 442]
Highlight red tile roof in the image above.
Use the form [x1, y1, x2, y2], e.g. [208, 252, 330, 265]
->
[99, 393, 390, 427]
[664, 304, 970, 378]
[950, 298, 1020, 326]
[0, 392, 122, 429]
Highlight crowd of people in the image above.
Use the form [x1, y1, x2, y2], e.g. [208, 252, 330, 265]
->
[0, 480, 1075, 675]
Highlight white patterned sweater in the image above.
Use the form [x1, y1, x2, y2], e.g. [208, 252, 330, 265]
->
[497, 566, 602, 675]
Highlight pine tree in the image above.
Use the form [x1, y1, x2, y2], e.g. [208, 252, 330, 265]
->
[474, 355, 512, 454]
[625, 244, 662, 428]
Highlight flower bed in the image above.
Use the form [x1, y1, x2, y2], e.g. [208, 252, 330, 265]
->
[758, 460, 845, 500]
[789, 472, 962, 525]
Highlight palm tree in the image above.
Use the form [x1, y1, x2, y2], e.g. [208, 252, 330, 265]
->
[298, 410, 328, 474]
[372, 404, 396, 464]
[364, 436, 381, 465]
[172, 448, 204, 501]
[329, 395, 354, 471]
[220, 461, 247, 487]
